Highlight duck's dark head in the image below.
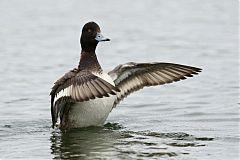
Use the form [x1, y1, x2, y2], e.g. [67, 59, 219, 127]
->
[80, 22, 110, 52]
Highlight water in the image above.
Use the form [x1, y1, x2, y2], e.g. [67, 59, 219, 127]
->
[0, 0, 238, 159]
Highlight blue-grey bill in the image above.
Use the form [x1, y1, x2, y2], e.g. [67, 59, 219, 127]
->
[95, 32, 110, 42]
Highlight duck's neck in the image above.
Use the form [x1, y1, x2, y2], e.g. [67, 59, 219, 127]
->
[78, 50, 102, 72]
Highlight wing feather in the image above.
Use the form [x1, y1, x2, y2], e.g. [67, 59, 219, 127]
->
[108, 62, 202, 106]
[86, 81, 101, 98]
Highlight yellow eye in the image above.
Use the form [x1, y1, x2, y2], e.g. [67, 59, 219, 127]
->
[87, 29, 92, 33]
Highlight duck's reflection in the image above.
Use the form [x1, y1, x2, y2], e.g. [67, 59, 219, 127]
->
[50, 123, 215, 159]
[50, 126, 123, 159]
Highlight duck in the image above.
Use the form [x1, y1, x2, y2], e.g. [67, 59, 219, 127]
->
[50, 21, 202, 129]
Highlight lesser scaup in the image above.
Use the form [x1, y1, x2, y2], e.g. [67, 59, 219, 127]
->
[50, 22, 202, 129]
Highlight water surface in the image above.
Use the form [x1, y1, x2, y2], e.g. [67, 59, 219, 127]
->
[0, 0, 238, 159]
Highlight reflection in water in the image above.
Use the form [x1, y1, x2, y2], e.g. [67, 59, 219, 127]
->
[50, 123, 214, 159]
[50, 127, 118, 159]
[50, 123, 129, 159]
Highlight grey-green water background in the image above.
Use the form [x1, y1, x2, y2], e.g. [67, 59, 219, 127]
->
[0, 0, 239, 159]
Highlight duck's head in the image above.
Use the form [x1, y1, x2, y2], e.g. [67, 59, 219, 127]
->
[80, 22, 110, 52]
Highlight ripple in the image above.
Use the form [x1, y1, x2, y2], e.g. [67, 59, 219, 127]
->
[116, 140, 157, 146]
[3, 125, 12, 128]
[104, 122, 125, 130]
[137, 151, 177, 158]
[4, 98, 30, 104]
[166, 142, 206, 147]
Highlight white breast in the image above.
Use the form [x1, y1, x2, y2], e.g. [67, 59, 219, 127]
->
[67, 95, 116, 128]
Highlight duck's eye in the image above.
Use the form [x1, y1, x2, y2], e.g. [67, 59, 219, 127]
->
[87, 29, 92, 33]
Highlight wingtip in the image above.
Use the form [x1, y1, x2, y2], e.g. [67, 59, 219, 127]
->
[195, 67, 202, 71]
[195, 67, 202, 74]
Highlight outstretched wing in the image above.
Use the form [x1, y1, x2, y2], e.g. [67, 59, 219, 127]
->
[108, 62, 202, 106]
[50, 69, 119, 127]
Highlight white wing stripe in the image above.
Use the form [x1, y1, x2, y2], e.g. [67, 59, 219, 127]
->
[54, 85, 72, 104]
